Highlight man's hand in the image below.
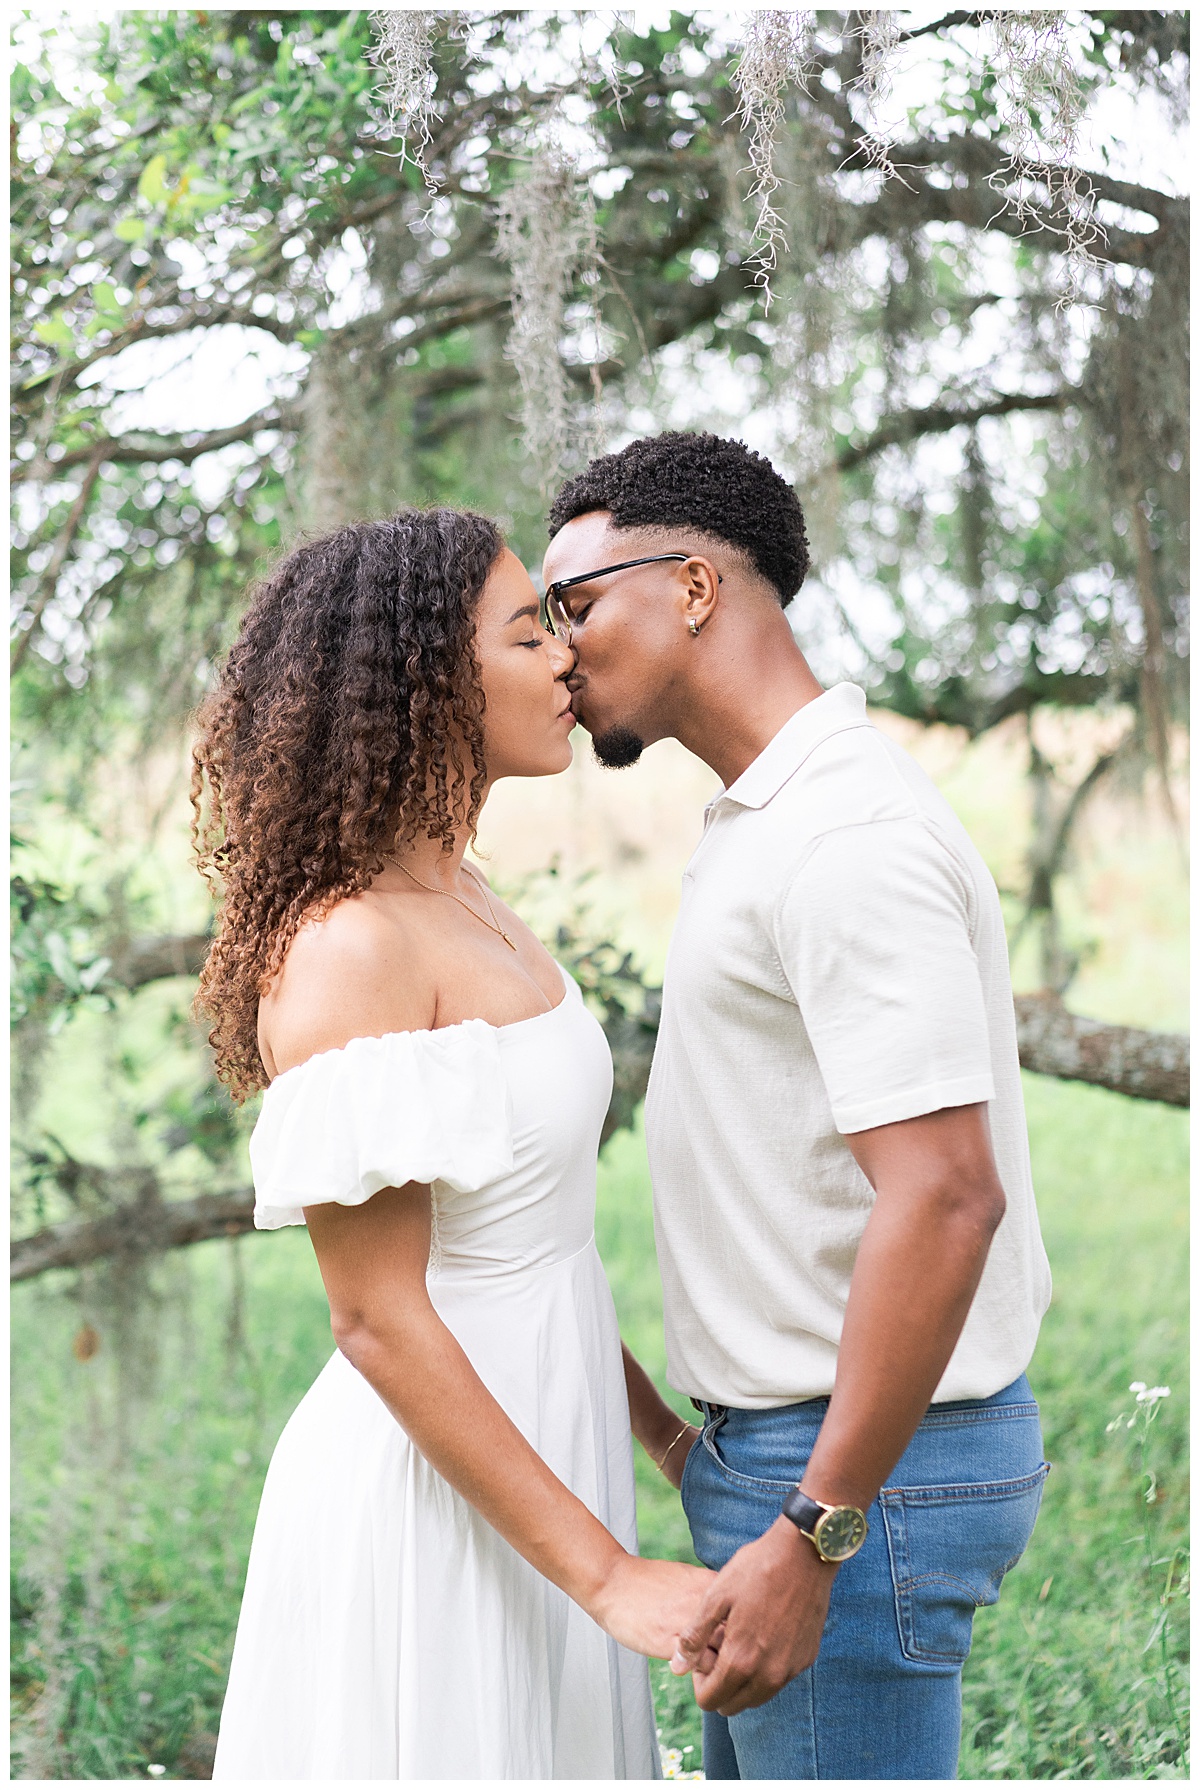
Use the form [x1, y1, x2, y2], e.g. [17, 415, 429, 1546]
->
[669, 1516, 837, 1716]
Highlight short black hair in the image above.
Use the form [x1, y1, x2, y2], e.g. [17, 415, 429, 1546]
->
[547, 431, 810, 606]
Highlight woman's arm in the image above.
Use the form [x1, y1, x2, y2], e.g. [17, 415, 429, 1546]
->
[305, 1182, 710, 1658]
[622, 1344, 701, 1492]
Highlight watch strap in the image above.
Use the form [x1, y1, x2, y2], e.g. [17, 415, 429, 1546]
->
[781, 1486, 826, 1536]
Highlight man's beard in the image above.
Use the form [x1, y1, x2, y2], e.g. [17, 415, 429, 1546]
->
[591, 725, 645, 769]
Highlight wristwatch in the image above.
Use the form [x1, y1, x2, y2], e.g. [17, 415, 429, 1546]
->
[781, 1487, 868, 1563]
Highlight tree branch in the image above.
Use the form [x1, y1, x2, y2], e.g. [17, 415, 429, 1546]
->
[10, 1186, 258, 1283]
[1044, 739, 1130, 892]
[12, 404, 300, 483]
[836, 389, 1070, 471]
[898, 11, 989, 43]
[12, 184, 418, 401]
[878, 664, 1141, 736]
[10, 297, 297, 400]
[10, 451, 103, 675]
[9, 988, 1187, 1284]
[110, 932, 211, 989]
[1013, 992, 1189, 1108]
[830, 128, 1184, 269]
[81, 916, 1200, 1122]
[861, 131, 1186, 229]
[344, 293, 511, 352]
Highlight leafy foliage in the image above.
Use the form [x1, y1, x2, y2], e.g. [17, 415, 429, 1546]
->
[10, 9, 1188, 1206]
[10, 864, 114, 1032]
[12, 11, 1188, 730]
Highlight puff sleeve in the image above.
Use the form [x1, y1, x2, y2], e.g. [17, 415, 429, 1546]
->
[249, 1020, 514, 1230]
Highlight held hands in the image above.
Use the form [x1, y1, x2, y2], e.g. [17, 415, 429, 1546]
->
[591, 1516, 836, 1707]
[588, 1555, 720, 1666]
[669, 1517, 837, 1716]
[589, 1376, 834, 1694]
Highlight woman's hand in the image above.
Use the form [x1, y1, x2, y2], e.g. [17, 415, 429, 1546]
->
[588, 1554, 718, 1661]
[656, 1422, 702, 1490]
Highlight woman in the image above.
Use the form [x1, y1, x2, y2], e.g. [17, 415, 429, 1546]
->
[194, 510, 708, 1780]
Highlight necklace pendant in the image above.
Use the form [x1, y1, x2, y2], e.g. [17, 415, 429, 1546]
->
[501, 931, 517, 951]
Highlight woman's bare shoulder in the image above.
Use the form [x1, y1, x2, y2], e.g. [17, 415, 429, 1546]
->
[260, 893, 438, 1078]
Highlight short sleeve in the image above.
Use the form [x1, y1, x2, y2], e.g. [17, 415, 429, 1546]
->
[775, 818, 996, 1134]
[249, 1019, 514, 1229]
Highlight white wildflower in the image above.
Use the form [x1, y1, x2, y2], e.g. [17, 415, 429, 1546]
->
[659, 1739, 705, 1777]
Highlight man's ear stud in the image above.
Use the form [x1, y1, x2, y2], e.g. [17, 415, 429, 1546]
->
[688, 617, 701, 636]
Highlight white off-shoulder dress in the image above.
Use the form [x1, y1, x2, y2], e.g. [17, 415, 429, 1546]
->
[212, 966, 660, 1780]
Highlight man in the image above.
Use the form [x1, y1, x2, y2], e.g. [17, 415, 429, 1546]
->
[542, 433, 1052, 1781]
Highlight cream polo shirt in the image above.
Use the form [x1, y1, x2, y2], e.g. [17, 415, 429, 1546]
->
[644, 683, 1052, 1409]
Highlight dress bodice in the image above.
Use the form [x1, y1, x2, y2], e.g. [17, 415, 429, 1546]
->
[249, 966, 614, 1278]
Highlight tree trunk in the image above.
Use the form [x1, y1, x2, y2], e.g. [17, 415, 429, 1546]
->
[10, 990, 1187, 1284]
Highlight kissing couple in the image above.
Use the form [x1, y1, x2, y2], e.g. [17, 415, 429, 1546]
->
[201, 433, 1051, 1781]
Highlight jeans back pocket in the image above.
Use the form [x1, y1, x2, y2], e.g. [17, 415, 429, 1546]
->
[880, 1462, 1050, 1664]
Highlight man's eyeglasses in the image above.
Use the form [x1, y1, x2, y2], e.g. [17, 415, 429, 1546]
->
[543, 553, 720, 644]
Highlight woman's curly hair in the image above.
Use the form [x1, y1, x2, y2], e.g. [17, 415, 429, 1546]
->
[191, 508, 503, 1101]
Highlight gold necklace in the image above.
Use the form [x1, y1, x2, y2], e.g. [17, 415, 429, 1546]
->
[396, 861, 518, 951]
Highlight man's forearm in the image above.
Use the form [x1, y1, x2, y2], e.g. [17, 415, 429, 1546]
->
[671, 1103, 1007, 1714]
[801, 1109, 1006, 1511]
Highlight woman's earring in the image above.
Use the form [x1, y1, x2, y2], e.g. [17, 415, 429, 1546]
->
[688, 617, 701, 637]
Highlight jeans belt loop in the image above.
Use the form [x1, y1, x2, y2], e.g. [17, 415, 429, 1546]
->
[696, 1399, 728, 1427]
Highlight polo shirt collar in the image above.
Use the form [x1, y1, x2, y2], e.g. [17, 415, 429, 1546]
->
[710, 683, 869, 813]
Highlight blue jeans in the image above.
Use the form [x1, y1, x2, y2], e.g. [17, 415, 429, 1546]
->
[680, 1375, 1048, 1780]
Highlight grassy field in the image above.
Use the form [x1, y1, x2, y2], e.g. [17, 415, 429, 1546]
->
[12, 711, 1188, 1776]
[11, 1071, 1188, 1779]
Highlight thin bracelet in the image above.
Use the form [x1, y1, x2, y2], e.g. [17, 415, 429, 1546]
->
[652, 1421, 695, 1475]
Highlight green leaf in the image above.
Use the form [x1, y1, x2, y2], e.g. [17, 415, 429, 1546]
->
[77, 956, 113, 993]
[228, 85, 270, 119]
[43, 932, 83, 992]
[138, 152, 170, 205]
[169, 176, 232, 222]
[113, 217, 145, 243]
[33, 314, 74, 350]
[92, 281, 122, 316]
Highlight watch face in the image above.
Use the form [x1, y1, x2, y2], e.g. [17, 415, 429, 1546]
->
[813, 1505, 868, 1561]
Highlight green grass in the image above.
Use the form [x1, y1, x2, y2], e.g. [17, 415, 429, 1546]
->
[11, 1077, 1188, 1778]
[956, 1076, 1189, 1779]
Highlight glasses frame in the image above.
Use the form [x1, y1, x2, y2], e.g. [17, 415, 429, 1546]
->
[543, 553, 720, 644]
